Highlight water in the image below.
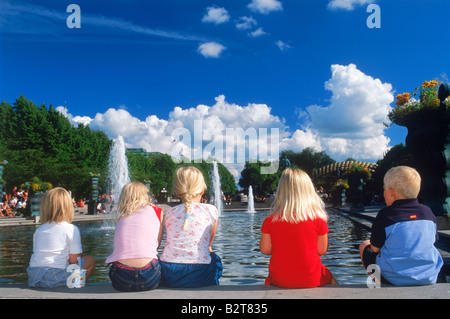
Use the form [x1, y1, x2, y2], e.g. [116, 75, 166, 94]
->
[211, 161, 223, 216]
[247, 186, 255, 213]
[104, 135, 130, 226]
[0, 210, 371, 285]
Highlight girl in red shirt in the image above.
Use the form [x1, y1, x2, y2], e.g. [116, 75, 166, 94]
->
[260, 168, 338, 288]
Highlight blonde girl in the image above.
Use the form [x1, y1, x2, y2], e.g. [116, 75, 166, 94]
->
[260, 168, 338, 288]
[27, 187, 95, 288]
[160, 166, 223, 288]
[106, 182, 162, 291]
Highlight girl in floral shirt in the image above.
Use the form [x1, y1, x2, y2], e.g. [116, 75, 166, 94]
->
[160, 166, 222, 287]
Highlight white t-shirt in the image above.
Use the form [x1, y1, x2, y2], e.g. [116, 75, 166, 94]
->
[161, 203, 218, 264]
[29, 221, 83, 269]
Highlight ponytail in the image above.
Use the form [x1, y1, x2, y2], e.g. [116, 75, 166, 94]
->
[182, 194, 193, 230]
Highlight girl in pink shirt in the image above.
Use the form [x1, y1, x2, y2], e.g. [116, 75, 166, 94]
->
[106, 182, 163, 291]
[160, 166, 222, 288]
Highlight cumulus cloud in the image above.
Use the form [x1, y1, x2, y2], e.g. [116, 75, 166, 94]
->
[285, 64, 394, 161]
[327, 0, 374, 11]
[58, 64, 394, 179]
[59, 95, 288, 179]
[248, 0, 283, 14]
[202, 6, 230, 25]
[197, 42, 226, 58]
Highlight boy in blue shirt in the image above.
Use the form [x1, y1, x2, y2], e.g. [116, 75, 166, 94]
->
[359, 166, 443, 286]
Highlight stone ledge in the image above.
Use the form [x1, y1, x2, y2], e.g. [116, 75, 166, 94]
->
[0, 283, 449, 299]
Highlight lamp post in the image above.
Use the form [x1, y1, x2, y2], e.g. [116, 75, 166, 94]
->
[88, 173, 100, 215]
[0, 160, 7, 195]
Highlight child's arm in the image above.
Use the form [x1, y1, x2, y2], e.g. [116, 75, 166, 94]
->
[259, 233, 272, 255]
[317, 234, 328, 256]
[157, 212, 164, 248]
[209, 220, 218, 252]
[69, 253, 82, 264]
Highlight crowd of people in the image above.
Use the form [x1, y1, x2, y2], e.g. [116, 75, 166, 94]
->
[1, 186, 28, 218]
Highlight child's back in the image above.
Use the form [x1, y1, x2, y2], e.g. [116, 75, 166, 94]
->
[260, 168, 337, 288]
[371, 199, 443, 285]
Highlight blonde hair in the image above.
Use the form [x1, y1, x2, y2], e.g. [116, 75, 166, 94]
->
[271, 168, 327, 223]
[384, 166, 421, 199]
[40, 187, 74, 224]
[117, 182, 154, 219]
[173, 166, 206, 230]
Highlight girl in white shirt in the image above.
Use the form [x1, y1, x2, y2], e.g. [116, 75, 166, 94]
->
[27, 188, 95, 288]
[160, 166, 222, 287]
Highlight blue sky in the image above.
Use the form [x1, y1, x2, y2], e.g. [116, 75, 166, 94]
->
[1, 0, 449, 176]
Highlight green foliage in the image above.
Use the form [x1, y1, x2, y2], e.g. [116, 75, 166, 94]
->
[372, 143, 413, 193]
[126, 152, 237, 197]
[281, 147, 336, 176]
[238, 161, 281, 196]
[0, 96, 112, 199]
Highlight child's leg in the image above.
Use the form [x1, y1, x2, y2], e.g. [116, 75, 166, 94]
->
[82, 255, 95, 280]
[359, 240, 371, 262]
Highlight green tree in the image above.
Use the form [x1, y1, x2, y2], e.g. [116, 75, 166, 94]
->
[0, 96, 111, 199]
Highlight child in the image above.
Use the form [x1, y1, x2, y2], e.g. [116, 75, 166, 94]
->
[259, 168, 338, 288]
[27, 188, 95, 288]
[359, 166, 444, 286]
[105, 182, 163, 292]
[160, 166, 222, 288]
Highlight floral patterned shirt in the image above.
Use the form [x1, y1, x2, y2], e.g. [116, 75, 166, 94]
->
[161, 203, 218, 264]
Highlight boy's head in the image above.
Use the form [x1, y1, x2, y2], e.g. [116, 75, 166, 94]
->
[383, 166, 421, 206]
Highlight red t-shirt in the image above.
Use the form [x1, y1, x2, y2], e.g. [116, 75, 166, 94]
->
[261, 214, 332, 288]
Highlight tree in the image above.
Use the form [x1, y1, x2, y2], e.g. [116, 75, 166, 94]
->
[281, 148, 335, 176]
[0, 96, 111, 199]
[239, 161, 280, 196]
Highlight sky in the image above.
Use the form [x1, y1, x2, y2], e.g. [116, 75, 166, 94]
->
[0, 0, 449, 179]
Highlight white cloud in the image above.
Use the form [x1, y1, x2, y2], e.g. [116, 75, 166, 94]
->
[275, 40, 292, 51]
[327, 0, 373, 11]
[197, 42, 226, 58]
[58, 64, 394, 179]
[300, 64, 393, 161]
[248, 0, 283, 14]
[248, 27, 267, 37]
[235, 16, 258, 30]
[202, 6, 230, 25]
[59, 95, 288, 179]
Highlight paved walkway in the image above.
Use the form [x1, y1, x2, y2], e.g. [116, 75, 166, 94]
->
[0, 282, 449, 299]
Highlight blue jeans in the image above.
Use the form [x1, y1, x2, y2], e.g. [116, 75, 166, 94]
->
[108, 259, 161, 292]
[160, 252, 223, 288]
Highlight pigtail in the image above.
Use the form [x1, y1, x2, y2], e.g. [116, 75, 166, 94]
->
[182, 194, 193, 230]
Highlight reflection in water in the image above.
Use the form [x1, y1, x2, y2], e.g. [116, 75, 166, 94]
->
[0, 210, 370, 285]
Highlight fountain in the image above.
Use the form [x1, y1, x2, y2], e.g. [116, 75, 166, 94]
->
[104, 135, 131, 226]
[247, 185, 255, 213]
[211, 161, 223, 216]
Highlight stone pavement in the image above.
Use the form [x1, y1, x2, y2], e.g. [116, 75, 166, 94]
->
[0, 282, 449, 299]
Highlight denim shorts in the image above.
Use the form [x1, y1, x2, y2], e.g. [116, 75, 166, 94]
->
[159, 252, 223, 288]
[27, 258, 86, 288]
[108, 259, 161, 292]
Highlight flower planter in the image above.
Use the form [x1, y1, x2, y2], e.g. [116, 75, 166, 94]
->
[400, 109, 449, 216]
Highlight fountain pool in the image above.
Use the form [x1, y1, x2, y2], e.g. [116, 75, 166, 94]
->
[0, 210, 371, 285]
